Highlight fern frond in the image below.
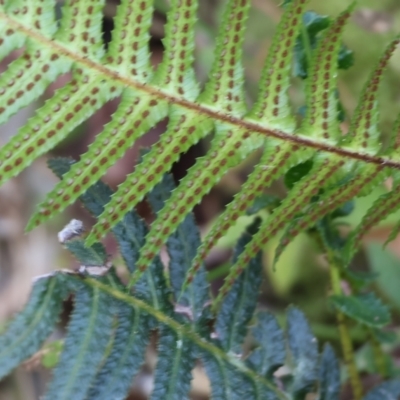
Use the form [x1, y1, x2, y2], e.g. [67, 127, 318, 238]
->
[44, 285, 115, 400]
[0, 274, 68, 380]
[214, 221, 262, 353]
[2, 0, 400, 330]
[275, 34, 400, 264]
[213, 7, 355, 307]
[86, 303, 151, 400]
[246, 311, 285, 379]
[317, 344, 340, 400]
[2, 159, 397, 398]
[345, 116, 400, 261]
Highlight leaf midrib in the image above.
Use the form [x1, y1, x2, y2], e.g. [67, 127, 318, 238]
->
[2, 12, 399, 170]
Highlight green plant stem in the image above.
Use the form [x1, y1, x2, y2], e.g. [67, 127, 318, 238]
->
[329, 255, 363, 400]
[369, 330, 388, 378]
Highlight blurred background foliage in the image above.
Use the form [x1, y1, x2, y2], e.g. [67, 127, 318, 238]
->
[1, 0, 400, 398]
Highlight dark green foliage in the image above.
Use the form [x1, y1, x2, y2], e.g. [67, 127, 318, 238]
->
[293, 11, 354, 79]
[0, 274, 68, 380]
[287, 307, 319, 397]
[215, 221, 262, 354]
[44, 286, 115, 400]
[317, 345, 340, 400]
[0, 158, 399, 399]
[284, 160, 314, 190]
[64, 240, 107, 266]
[362, 380, 400, 400]
[331, 293, 391, 328]
[151, 328, 195, 400]
[48, 157, 170, 309]
[147, 173, 209, 322]
[86, 304, 151, 400]
[247, 312, 285, 379]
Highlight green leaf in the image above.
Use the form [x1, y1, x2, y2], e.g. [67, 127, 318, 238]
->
[151, 327, 195, 400]
[200, 350, 269, 400]
[293, 11, 354, 79]
[246, 194, 281, 215]
[147, 172, 210, 322]
[287, 307, 318, 397]
[0, 274, 68, 379]
[44, 285, 115, 400]
[330, 293, 391, 328]
[363, 380, 400, 400]
[317, 344, 340, 400]
[284, 160, 314, 190]
[215, 222, 263, 354]
[367, 243, 400, 312]
[63, 240, 107, 267]
[247, 312, 285, 379]
[86, 303, 152, 400]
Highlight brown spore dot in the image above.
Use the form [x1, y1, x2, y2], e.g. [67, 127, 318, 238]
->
[63, 194, 70, 201]
[138, 184, 145, 191]
[99, 157, 108, 166]
[145, 252, 155, 261]
[37, 138, 45, 146]
[117, 139, 125, 147]
[73, 185, 81, 193]
[47, 130, 56, 138]
[82, 177, 89, 184]
[110, 213, 119, 222]
[92, 166, 99, 174]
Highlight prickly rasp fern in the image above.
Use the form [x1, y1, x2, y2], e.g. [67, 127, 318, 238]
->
[1, 159, 399, 400]
[1, 0, 400, 316]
